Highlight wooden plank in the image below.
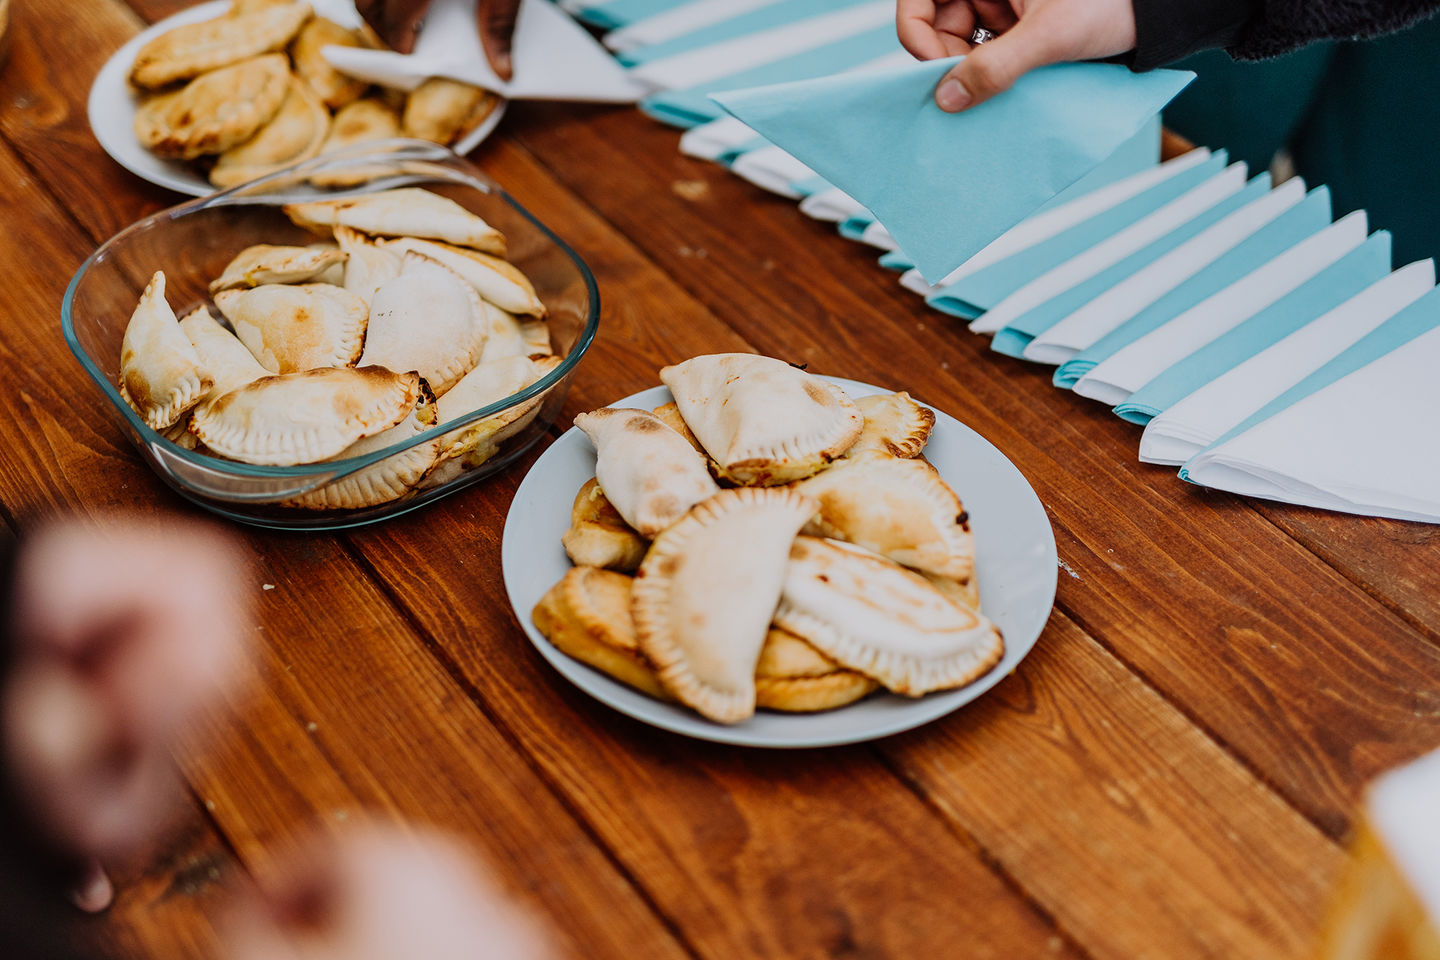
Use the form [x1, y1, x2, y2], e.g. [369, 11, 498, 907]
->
[504, 105, 1440, 833]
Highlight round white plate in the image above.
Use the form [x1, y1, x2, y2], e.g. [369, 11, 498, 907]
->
[88, 0, 507, 197]
[501, 377, 1058, 748]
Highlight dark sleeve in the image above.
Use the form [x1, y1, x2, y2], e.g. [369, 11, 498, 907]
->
[1130, 0, 1440, 69]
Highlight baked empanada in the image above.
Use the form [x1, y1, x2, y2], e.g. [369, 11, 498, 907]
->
[134, 53, 291, 159]
[284, 188, 506, 255]
[792, 452, 974, 581]
[291, 16, 368, 109]
[774, 538, 1003, 696]
[359, 254, 485, 395]
[119, 272, 213, 430]
[651, 402, 708, 459]
[659, 354, 863, 486]
[561, 478, 649, 573]
[422, 355, 560, 486]
[178, 306, 269, 402]
[632, 486, 817, 724]
[209, 77, 330, 188]
[129, 3, 310, 88]
[334, 225, 402, 305]
[845, 391, 935, 459]
[320, 98, 401, 151]
[210, 243, 348, 294]
[189, 366, 419, 465]
[532, 567, 672, 701]
[400, 77, 494, 145]
[755, 628, 879, 713]
[574, 407, 719, 538]
[214, 282, 367, 374]
[383, 237, 545, 317]
[477, 302, 551, 364]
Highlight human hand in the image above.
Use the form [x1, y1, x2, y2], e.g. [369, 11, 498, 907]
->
[223, 828, 557, 960]
[896, 0, 1138, 112]
[356, 0, 522, 81]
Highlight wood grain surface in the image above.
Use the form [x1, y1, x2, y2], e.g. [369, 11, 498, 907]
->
[0, 1, 1435, 958]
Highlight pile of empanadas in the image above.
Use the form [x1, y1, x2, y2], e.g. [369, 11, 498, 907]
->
[116, 186, 559, 510]
[130, 0, 501, 188]
[533, 354, 1005, 725]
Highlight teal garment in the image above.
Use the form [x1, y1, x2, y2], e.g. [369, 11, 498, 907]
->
[621, 0, 881, 67]
[574, 0, 685, 29]
[990, 173, 1273, 359]
[641, 26, 900, 128]
[1180, 283, 1440, 483]
[927, 151, 1230, 320]
[1113, 232, 1392, 424]
[1165, 16, 1440, 268]
[715, 59, 1193, 282]
[1053, 186, 1333, 388]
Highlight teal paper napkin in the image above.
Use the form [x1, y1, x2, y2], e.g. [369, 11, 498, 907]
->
[1181, 283, 1440, 483]
[641, 25, 899, 128]
[879, 250, 913, 271]
[990, 172, 1271, 358]
[1054, 186, 1333, 388]
[712, 58, 1193, 283]
[1114, 232, 1392, 424]
[621, 0, 882, 67]
[927, 151, 1228, 320]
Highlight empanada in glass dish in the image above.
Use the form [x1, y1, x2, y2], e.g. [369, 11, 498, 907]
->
[119, 272, 213, 430]
[285, 187, 506, 255]
[214, 282, 367, 374]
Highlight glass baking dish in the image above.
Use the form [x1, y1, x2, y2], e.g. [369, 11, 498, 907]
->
[63, 140, 599, 530]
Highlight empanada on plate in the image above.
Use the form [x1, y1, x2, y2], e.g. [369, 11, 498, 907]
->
[632, 486, 817, 724]
[210, 243, 348, 294]
[774, 538, 1003, 696]
[561, 478, 648, 573]
[755, 628, 879, 713]
[134, 53, 291, 159]
[383, 237, 545, 317]
[285, 381, 441, 510]
[214, 282, 367, 374]
[422, 355, 560, 487]
[358, 254, 486, 395]
[189, 366, 419, 465]
[401, 77, 489, 145]
[845, 391, 935, 459]
[311, 99, 403, 188]
[129, 3, 310, 88]
[178, 306, 269, 401]
[574, 407, 719, 538]
[119, 272, 213, 430]
[292, 16, 369, 109]
[284, 188, 506, 255]
[533, 567, 672, 701]
[651, 402, 708, 460]
[659, 353, 863, 486]
[335, 225, 402, 304]
[793, 452, 974, 581]
[209, 77, 330, 188]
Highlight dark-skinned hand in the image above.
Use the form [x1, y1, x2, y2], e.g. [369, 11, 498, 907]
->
[356, 0, 522, 81]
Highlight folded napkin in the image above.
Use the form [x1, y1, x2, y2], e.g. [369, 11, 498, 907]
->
[1113, 232, 1392, 424]
[627, 0, 894, 90]
[859, 221, 898, 250]
[1054, 186, 1334, 388]
[323, 0, 646, 100]
[799, 187, 867, 223]
[678, 117, 764, 162]
[1140, 261, 1436, 464]
[730, 144, 815, 198]
[928, 150, 1223, 320]
[640, 24, 900, 127]
[1071, 210, 1370, 405]
[713, 58, 1192, 283]
[1180, 299, 1440, 523]
[985, 165, 1262, 354]
[879, 250, 913, 270]
[572, 0, 689, 29]
[606, 0, 786, 53]
[1025, 176, 1308, 366]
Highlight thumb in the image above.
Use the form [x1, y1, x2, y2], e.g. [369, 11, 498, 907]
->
[935, 20, 1059, 113]
[478, 0, 520, 82]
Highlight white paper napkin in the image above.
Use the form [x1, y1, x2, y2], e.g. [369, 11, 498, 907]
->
[1024, 177, 1308, 365]
[1072, 210, 1370, 405]
[799, 186, 867, 223]
[677, 116, 761, 160]
[1138, 260, 1436, 464]
[604, 0, 786, 53]
[859, 221, 898, 250]
[322, 0, 647, 101]
[970, 161, 1249, 334]
[730, 144, 815, 197]
[1182, 321, 1440, 522]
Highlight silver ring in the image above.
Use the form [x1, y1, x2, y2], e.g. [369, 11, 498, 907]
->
[970, 27, 997, 45]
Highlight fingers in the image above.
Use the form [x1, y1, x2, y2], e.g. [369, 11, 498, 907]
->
[898, 0, 978, 59]
[356, 0, 431, 54]
[477, 0, 521, 82]
[70, 860, 115, 913]
[934, 17, 1059, 112]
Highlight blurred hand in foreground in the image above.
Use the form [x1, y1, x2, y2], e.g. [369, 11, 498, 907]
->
[356, 0, 523, 81]
[896, 0, 1137, 112]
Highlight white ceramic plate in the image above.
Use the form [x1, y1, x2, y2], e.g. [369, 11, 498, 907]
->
[87, 0, 507, 197]
[502, 378, 1058, 748]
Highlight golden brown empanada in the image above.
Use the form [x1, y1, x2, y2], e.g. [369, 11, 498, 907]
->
[129, 3, 310, 89]
[561, 478, 649, 573]
[209, 77, 330, 188]
[476, 302, 551, 364]
[400, 77, 490, 145]
[651, 402, 708, 459]
[422, 355, 560, 486]
[533, 567, 672, 701]
[214, 282, 367, 374]
[291, 16, 368, 109]
[359, 254, 486, 395]
[632, 486, 817, 724]
[119, 272, 213, 430]
[209, 243, 348, 294]
[134, 53, 291, 159]
[284, 187, 506, 255]
[845, 391, 935, 459]
[659, 353, 863, 486]
[755, 628, 879, 712]
[178, 306, 269, 403]
[189, 366, 419, 465]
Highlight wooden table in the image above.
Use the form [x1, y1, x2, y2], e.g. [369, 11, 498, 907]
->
[3, 2, 1439, 957]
